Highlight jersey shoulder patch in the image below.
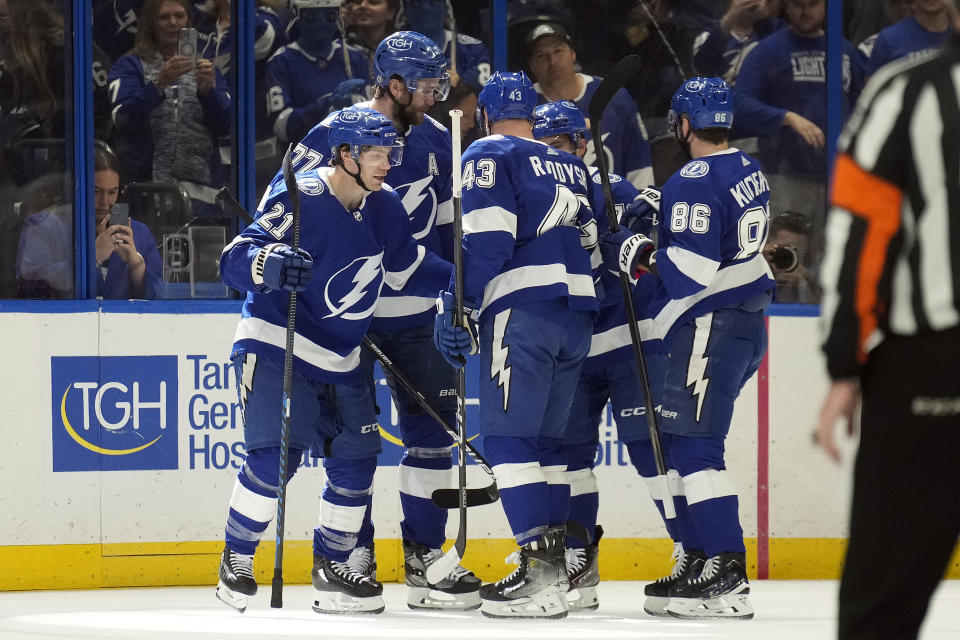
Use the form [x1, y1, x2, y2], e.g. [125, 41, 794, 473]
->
[456, 33, 483, 45]
[680, 160, 710, 178]
[424, 114, 449, 133]
[591, 171, 622, 184]
[297, 173, 326, 196]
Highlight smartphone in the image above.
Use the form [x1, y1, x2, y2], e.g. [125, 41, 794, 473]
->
[109, 202, 130, 228]
[178, 27, 198, 67]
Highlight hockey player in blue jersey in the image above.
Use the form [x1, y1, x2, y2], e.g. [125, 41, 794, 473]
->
[434, 72, 599, 619]
[214, 107, 451, 615]
[603, 77, 776, 620]
[533, 100, 673, 612]
[399, 0, 491, 90]
[287, 31, 484, 610]
[265, 0, 368, 146]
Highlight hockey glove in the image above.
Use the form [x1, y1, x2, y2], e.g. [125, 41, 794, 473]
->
[433, 291, 478, 368]
[330, 78, 368, 110]
[622, 186, 660, 236]
[600, 228, 655, 282]
[253, 244, 314, 292]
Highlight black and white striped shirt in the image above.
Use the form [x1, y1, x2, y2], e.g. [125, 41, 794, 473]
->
[821, 34, 960, 379]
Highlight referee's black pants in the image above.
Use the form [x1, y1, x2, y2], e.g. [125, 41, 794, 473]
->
[839, 327, 960, 640]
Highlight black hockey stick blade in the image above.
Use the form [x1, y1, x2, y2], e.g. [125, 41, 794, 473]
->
[431, 483, 500, 509]
[588, 55, 644, 232]
[587, 55, 644, 131]
[216, 187, 255, 225]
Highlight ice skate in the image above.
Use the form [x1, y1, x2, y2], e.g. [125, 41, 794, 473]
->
[479, 526, 569, 619]
[666, 552, 754, 620]
[565, 526, 602, 611]
[311, 553, 384, 615]
[347, 543, 377, 580]
[215, 547, 256, 613]
[643, 542, 707, 617]
[404, 540, 482, 610]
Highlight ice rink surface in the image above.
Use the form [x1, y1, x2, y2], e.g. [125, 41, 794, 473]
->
[2, 580, 959, 640]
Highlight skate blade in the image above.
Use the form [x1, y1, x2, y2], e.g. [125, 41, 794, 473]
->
[407, 586, 481, 611]
[566, 586, 599, 611]
[643, 595, 670, 617]
[480, 593, 569, 619]
[215, 582, 248, 613]
[666, 592, 754, 620]
[312, 590, 384, 615]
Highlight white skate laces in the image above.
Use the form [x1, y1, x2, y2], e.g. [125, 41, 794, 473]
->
[229, 552, 254, 580]
[565, 547, 588, 573]
[346, 546, 374, 577]
[331, 560, 374, 586]
[690, 556, 719, 585]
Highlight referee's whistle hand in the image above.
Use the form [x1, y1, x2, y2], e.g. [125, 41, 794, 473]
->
[815, 379, 859, 464]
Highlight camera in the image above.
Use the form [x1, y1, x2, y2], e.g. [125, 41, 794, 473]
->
[178, 27, 198, 67]
[770, 245, 799, 272]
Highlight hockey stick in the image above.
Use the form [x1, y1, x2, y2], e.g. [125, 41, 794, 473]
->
[588, 56, 674, 519]
[216, 187, 497, 509]
[270, 144, 301, 609]
[637, 1, 690, 80]
[425, 108, 468, 585]
[362, 336, 499, 508]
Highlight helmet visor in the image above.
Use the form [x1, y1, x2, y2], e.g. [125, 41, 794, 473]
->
[357, 143, 404, 167]
[412, 74, 451, 101]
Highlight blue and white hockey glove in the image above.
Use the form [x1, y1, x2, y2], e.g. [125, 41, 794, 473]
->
[622, 186, 660, 236]
[253, 244, 314, 292]
[330, 78, 368, 110]
[600, 228, 655, 283]
[433, 291, 478, 368]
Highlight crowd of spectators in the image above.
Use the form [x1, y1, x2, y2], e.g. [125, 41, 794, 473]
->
[0, 0, 953, 302]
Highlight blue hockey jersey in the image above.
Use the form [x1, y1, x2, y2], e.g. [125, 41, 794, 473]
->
[284, 107, 453, 331]
[867, 16, 953, 76]
[583, 167, 649, 372]
[265, 41, 369, 145]
[535, 74, 654, 190]
[459, 135, 598, 319]
[221, 168, 451, 383]
[733, 28, 864, 178]
[640, 148, 775, 341]
[443, 30, 492, 90]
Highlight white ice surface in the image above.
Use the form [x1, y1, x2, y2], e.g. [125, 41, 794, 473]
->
[1, 580, 959, 640]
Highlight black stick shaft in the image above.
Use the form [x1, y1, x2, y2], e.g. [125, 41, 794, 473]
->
[588, 56, 669, 477]
[270, 144, 301, 608]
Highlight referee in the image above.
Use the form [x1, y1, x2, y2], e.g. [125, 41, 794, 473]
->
[816, 4, 960, 639]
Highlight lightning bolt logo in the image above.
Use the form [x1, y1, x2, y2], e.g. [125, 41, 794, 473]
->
[398, 175, 437, 240]
[686, 314, 713, 423]
[240, 354, 256, 407]
[323, 254, 383, 320]
[491, 310, 512, 412]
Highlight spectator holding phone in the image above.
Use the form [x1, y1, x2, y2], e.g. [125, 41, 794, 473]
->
[107, 0, 232, 212]
[16, 143, 161, 299]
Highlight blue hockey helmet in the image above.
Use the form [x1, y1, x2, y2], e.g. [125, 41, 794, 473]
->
[667, 77, 733, 133]
[373, 31, 451, 100]
[327, 106, 405, 166]
[477, 71, 537, 130]
[532, 100, 586, 145]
